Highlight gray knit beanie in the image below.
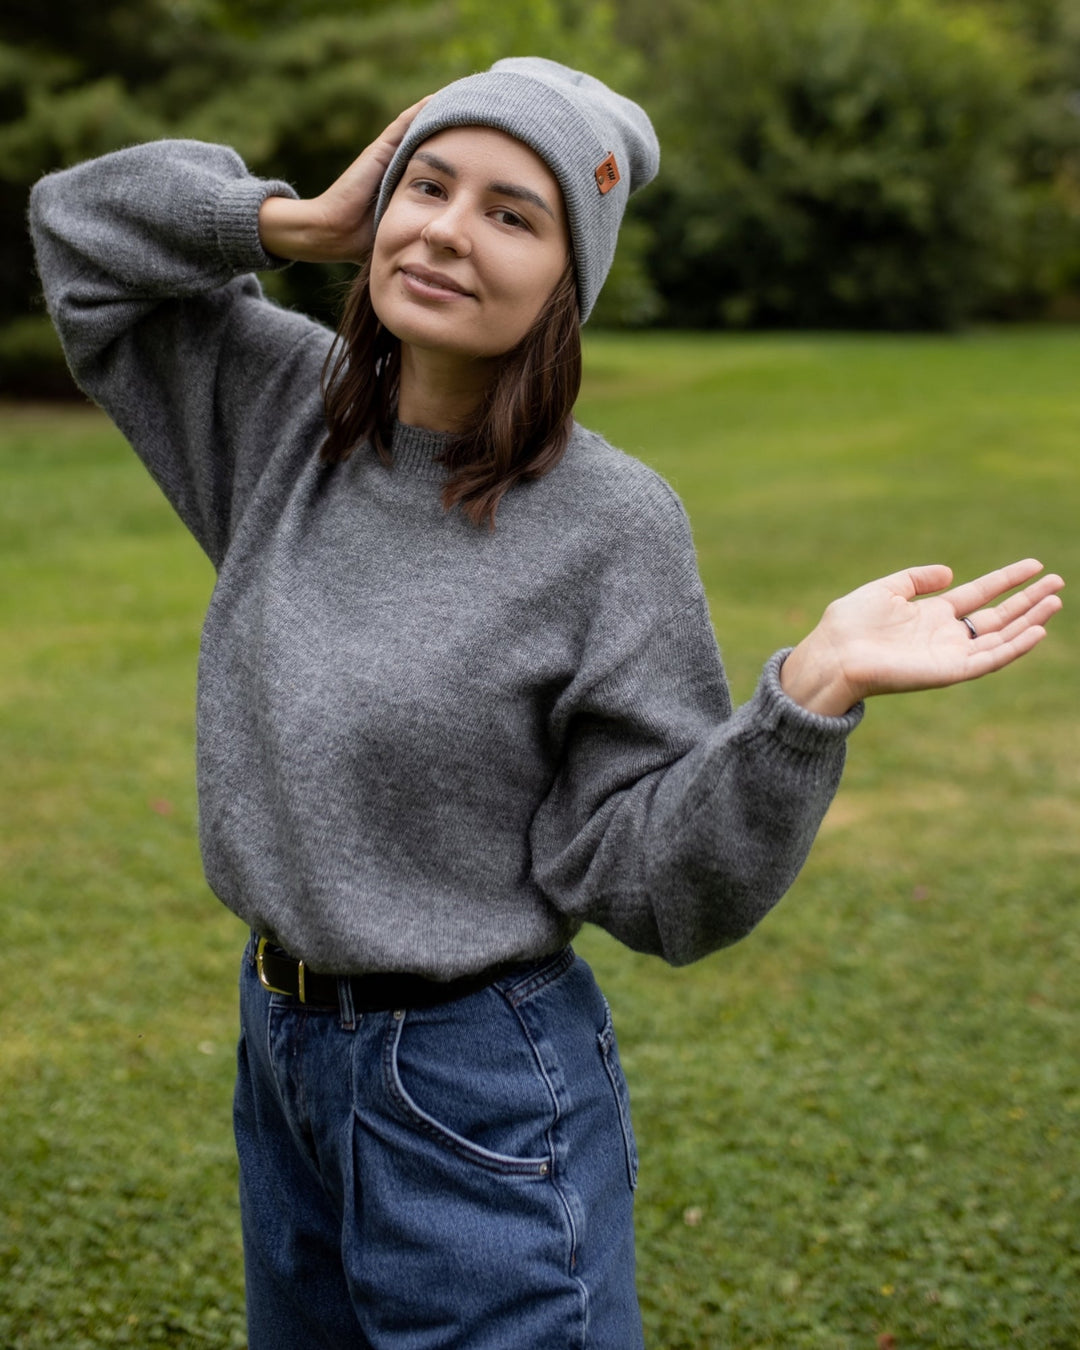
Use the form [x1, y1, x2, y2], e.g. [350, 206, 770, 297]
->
[374, 57, 660, 322]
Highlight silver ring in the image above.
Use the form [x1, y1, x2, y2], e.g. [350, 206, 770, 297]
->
[960, 615, 978, 640]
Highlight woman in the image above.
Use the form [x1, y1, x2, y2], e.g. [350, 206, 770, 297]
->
[30, 57, 1062, 1350]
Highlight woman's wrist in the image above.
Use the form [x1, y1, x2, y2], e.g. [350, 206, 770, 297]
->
[257, 195, 353, 264]
[779, 633, 861, 718]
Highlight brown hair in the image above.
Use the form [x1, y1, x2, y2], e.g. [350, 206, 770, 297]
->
[320, 261, 581, 528]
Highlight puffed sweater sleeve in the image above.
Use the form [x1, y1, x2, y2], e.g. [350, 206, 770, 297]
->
[28, 139, 327, 566]
[529, 473, 864, 966]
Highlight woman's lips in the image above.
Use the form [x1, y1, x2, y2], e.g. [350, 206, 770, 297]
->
[399, 266, 474, 301]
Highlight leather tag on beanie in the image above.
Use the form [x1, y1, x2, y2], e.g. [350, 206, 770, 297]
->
[594, 152, 620, 194]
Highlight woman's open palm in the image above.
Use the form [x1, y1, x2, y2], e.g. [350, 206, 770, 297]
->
[782, 559, 1064, 716]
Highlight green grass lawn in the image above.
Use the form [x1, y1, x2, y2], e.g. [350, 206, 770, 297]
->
[2, 327, 1078, 1348]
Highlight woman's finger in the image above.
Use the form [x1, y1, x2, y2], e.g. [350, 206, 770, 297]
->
[967, 620, 1052, 675]
[307, 96, 434, 260]
[964, 574, 1065, 638]
[365, 96, 433, 174]
[944, 558, 1052, 619]
[881, 563, 954, 600]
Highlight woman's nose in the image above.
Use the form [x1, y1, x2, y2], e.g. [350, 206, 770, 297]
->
[421, 202, 472, 256]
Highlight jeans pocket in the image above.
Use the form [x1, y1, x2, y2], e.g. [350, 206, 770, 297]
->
[382, 994, 554, 1178]
[598, 1003, 639, 1192]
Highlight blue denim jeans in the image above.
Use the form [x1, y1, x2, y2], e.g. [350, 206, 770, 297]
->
[234, 940, 644, 1349]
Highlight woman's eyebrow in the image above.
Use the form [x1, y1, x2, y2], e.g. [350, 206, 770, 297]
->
[413, 150, 457, 177]
[488, 181, 555, 219]
[411, 150, 555, 219]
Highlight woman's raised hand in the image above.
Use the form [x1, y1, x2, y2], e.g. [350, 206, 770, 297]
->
[780, 559, 1064, 717]
[257, 97, 430, 265]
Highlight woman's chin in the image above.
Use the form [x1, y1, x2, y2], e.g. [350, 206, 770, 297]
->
[373, 295, 521, 365]
[388, 321, 504, 367]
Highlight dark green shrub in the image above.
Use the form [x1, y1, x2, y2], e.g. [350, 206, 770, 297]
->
[0, 316, 78, 399]
[636, 0, 1069, 329]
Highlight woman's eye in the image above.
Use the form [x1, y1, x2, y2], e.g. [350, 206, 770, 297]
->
[412, 179, 445, 198]
[493, 208, 528, 229]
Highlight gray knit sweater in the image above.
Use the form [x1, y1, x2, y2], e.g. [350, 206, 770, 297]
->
[29, 139, 863, 979]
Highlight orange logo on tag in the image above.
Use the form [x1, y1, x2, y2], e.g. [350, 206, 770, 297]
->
[595, 152, 620, 195]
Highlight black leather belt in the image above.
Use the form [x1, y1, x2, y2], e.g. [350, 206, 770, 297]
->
[253, 936, 507, 1012]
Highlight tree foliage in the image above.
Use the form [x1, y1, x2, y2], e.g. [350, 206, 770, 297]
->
[3, 0, 1080, 392]
[627, 0, 1080, 328]
[950, 0, 1080, 310]
[2, 0, 654, 390]
[2, 0, 454, 362]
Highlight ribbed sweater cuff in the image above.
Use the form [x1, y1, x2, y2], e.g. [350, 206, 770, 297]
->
[754, 648, 865, 751]
[212, 175, 299, 276]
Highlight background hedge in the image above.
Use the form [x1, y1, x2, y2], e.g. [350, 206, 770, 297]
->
[3, 0, 1079, 391]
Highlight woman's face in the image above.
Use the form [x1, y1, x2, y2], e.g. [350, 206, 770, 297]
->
[369, 126, 571, 363]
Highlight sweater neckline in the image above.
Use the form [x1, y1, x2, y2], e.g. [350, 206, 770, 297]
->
[389, 420, 453, 481]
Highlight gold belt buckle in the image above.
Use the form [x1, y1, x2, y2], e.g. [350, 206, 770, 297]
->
[256, 936, 306, 1001]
